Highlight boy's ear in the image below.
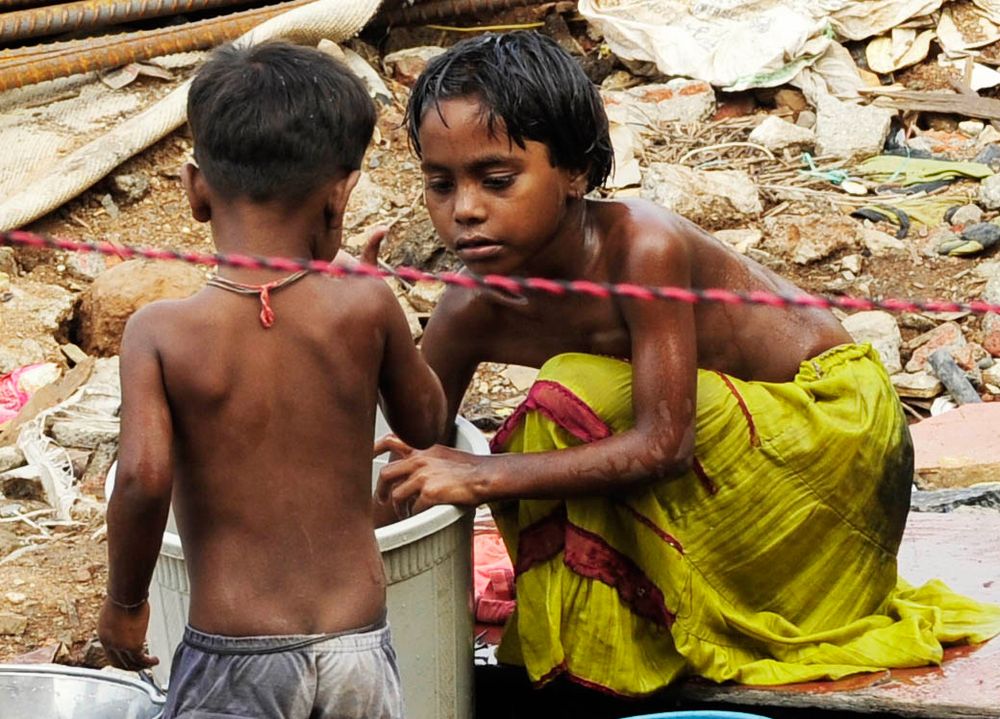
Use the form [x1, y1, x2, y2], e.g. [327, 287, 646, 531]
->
[181, 162, 211, 223]
[568, 167, 589, 200]
[324, 169, 362, 230]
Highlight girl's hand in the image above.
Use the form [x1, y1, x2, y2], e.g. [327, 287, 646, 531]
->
[374, 435, 487, 516]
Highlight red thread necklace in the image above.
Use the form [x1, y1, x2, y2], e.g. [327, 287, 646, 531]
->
[206, 270, 310, 328]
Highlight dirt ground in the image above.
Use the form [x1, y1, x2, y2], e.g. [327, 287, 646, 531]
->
[3, 24, 1000, 668]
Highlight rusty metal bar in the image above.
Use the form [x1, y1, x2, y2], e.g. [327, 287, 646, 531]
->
[0, 0, 310, 89]
[0, 0, 260, 43]
[380, 0, 545, 25]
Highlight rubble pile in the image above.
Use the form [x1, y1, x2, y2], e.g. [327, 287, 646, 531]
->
[4, 0, 1000, 663]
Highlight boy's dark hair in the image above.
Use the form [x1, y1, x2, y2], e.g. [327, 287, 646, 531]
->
[187, 42, 376, 202]
[406, 31, 613, 192]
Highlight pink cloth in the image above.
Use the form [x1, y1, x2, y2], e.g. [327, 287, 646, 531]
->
[474, 531, 516, 625]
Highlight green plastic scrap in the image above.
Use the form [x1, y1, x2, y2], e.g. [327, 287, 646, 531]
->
[854, 189, 974, 234]
[854, 156, 993, 186]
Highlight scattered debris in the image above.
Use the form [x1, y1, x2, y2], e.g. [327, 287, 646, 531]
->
[911, 403, 1000, 490]
[641, 164, 761, 230]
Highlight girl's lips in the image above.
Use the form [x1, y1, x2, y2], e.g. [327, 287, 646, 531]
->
[455, 240, 504, 262]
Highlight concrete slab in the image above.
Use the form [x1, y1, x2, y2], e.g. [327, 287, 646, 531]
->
[678, 511, 1000, 718]
[910, 404, 1000, 489]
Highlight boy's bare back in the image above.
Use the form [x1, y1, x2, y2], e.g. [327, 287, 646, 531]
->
[122, 275, 422, 637]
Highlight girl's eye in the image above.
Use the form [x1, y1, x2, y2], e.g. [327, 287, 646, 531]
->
[483, 175, 515, 190]
[425, 178, 453, 193]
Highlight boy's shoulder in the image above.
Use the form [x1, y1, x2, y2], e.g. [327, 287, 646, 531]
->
[595, 197, 703, 268]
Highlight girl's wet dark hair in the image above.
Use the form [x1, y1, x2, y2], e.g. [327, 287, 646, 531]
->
[406, 31, 613, 192]
[187, 42, 376, 202]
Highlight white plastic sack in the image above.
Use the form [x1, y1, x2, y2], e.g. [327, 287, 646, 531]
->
[578, 0, 947, 90]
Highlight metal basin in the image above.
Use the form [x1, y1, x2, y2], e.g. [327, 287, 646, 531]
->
[0, 664, 165, 719]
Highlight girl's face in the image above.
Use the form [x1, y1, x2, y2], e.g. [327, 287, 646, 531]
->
[417, 96, 586, 276]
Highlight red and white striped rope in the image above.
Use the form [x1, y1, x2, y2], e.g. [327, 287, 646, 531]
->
[3, 229, 1000, 315]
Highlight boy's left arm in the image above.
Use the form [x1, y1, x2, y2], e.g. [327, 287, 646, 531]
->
[98, 309, 174, 670]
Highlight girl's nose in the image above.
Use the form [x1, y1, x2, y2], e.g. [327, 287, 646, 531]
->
[453, 186, 486, 224]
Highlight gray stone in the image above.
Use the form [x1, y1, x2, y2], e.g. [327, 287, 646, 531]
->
[604, 79, 716, 126]
[842, 311, 902, 373]
[48, 420, 119, 450]
[974, 260, 1000, 281]
[795, 110, 816, 129]
[762, 214, 863, 265]
[0, 611, 27, 636]
[978, 173, 1000, 210]
[642, 163, 761, 230]
[815, 96, 894, 162]
[911, 483, 1000, 512]
[383, 46, 445, 88]
[841, 254, 863, 275]
[110, 173, 149, 205]
[959, 119, 985, 137]
[407, 281, 445, 314]
[0, 466, 44, 501]
[861, 227, 906, 256]
[0, 338, 50, 375]
[65, 252, 108, 283]
[748, 115, 815, 152]
[949, 204, 984, 227]
[0, 446, 24, 473]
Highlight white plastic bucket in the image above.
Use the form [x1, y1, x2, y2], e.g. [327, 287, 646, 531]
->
[106, 413, 487, 719]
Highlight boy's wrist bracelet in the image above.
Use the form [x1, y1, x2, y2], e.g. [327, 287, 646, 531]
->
[106, 592, 148, 611]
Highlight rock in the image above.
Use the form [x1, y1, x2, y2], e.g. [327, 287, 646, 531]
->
[974, 261, 1000, 281]
[910, 403, 1000, 490]
[406, 281, 444, 314]
[4, 591, 26, 605]
[905, 322, 967, 373]
[0, 247, 17, 276]
[500, 365, 539, 393]
[948, 204, 984, 227]
[713, 229, 762, 255]
[911, 483, 1000, 512]
[795, 110, 816, 129]
[775, 88, 808, 113]
[959, 120, 985, 137]
[80, 441, 117, 497]
[748, 115, 815, 152]
[899, 312, 937, 332]
[0, 338, 49, 376]
[841, 253, 863, 275]
[762, 214, 862, 265]
[110, 173, 150, 205]
[603, 79, 716, 126]
[383, 46, 445, 87]
[842, 311, 902, 373]
[77, 260, 204, 356]
[815, 96, 894, 162]
[642, 164, 761, 230]
[0, 611, 27, 636]
[984, 278, 1000, 357]
[892, 371, 943, 399]
[606, 122, 643, 189]
[59, 343, 89, 366]
[0, 446, 24, 473]
[0, 527, 20, 558]
[65, 252, 108, 283]
[978, 173, 1000, 210]
[952, 343, 990, 372]
[343, 173, 386, 232]
[984, 363, 1000, 386]
[861, 227, 906, 256]
[0, 466, 44, 501]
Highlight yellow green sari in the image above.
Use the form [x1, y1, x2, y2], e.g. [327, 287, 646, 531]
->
[489, 344, 1000, 696]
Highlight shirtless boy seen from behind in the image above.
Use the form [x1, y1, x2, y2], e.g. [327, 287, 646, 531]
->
[98, 42, 445, 719]
[374, 31, 1000, 702]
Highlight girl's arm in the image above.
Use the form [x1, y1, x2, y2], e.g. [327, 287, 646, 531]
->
[376, 233, 698, 512]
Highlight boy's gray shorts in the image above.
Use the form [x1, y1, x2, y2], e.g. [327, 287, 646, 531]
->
[161, 618, 403, 719]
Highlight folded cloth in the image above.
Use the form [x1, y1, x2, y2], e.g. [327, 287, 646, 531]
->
[488, 345, 1000, 696]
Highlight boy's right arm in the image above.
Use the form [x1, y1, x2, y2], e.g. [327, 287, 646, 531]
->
[98, 308, 174, 670]
[376, 281, 448, 450]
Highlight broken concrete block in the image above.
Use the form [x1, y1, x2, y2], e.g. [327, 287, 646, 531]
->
[383, 46, 445, 87]
[407, 281, 445, 314]
[78, 260, 204, 356]
[642, 163, 761, 230]
[0, 247, 17, 276]
[905, 321, 967, 373]
[979, 173, 1000, 210]
[606, 123, 642, 189]
[748, 115, 815, 152]
[500, 365, 538, 393]
[713, 229, 762, 255]
[948, 204, 984, 227]
[892, 371, 943, 399]
[815, 96, 894, 162]
[603, 79, 716, 126]
[982, 278, 1000, 358]
[842, 311, 902, 373]
[65, 251, 108, 283]
[48, 420, 119, 450]
[110, 173, 150, 205]
[911, 483, 1000, 512]
[910, 403, 1000, 490]
[762, 214, 863, 265]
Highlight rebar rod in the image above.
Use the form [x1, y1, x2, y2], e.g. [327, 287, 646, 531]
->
[0, 0, 259, 43]
[380, 0, 544, 25]
[0, 0, 310, 89]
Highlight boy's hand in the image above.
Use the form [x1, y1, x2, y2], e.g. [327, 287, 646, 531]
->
[374, 435, 485, 515]
[360, 225, 388, 266]
[97, 597, 159, 671]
